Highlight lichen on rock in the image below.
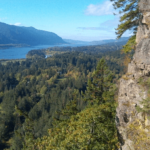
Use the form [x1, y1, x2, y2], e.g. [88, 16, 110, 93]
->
[139, 0, 150, 12]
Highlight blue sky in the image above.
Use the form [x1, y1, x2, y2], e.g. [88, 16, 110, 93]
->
[0, 0, 131, 41]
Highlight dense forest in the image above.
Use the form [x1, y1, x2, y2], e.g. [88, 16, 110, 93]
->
[26, 40, 126, 59]
[0, 0, 140, 148]
[0, 46, 127, 149]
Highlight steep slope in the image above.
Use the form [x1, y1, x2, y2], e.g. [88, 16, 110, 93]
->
[116, 1, 150, 149]
[0, 22, 66, 45]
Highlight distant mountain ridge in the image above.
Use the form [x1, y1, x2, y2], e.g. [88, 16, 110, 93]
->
[63, 37, 129, 45]
[0, 22, 66, 46]
[63, 39, 89, 44]
[90, 37, 129, 45]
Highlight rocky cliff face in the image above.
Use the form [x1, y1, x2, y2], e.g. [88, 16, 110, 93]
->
[117, 1, 150, 149]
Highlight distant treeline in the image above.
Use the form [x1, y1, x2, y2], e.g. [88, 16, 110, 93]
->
[26, 40, 126, 59]
[0, 44, 30, 50]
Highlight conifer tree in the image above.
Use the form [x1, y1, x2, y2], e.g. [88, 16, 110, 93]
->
[52, 89, 81, 127]
[11, 106, 36, 150]
[36, 58, 119, 150]
[85, 58, 114, 106]
[110, 0, 141, 53]
[110, 0, 140, 38]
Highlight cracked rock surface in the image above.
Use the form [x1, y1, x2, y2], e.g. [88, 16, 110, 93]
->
[117, 0, 150, 149]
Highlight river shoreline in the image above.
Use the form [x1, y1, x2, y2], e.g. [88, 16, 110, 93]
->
[0, 43, 94, 60]
[0, 44, 30, 50]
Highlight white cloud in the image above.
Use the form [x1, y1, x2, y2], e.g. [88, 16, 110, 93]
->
[100, 17, 119, 27]
[77, 16, 119, 33]
[14, 22, 22, 26]
[85, 1, 116, 16]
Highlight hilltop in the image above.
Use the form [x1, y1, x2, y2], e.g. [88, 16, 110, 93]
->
[0, 22, 66, 46]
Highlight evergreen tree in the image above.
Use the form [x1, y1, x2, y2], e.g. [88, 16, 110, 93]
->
[36, 58, 119, 150]
[52, 89, 81, 127]
[0, 50, 125, 149]
[122, 35, 136, 53]
[110, 0, 141, 53]
[11, 106, 36, 150]
[85, 58, 115, 106]
[110, 0, 140, 38]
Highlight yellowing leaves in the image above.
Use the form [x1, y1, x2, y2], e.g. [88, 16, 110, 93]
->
[36, 105, 118, 150]
[65, 70, 81, 80]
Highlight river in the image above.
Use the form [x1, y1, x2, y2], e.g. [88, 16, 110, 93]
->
[0, 43, 94, 59]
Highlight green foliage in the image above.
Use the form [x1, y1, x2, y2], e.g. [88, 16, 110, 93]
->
[127, 120, 150, 150]
[40, 85, 47, 95]
[110, 0, 140, 39]
[12, 106, 36, 150]
[110, 0, 140, 56]
[122, 35, 136, 53]
[85, 58, 115, 106]
[0, 49, 124, 149]
[52, 89, 82, 126]
[136, 97, 150, 117]
[34, 58, 119, 150]
[36, 105, 119, 150]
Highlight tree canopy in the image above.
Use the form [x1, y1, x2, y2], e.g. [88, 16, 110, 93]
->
[33, 58, 119, 150]
[0, 43, 125, 149]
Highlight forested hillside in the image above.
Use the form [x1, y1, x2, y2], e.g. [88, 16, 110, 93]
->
[0, 47, 126, 149]
[0, 22, 66, 46]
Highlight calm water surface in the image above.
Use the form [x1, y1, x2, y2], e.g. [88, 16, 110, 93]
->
[0, 43, 93, 59]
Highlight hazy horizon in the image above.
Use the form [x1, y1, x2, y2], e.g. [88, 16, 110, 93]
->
[0, 0, 132, 41]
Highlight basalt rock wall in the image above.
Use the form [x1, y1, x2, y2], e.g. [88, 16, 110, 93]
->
[117, 0, 150, 149]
